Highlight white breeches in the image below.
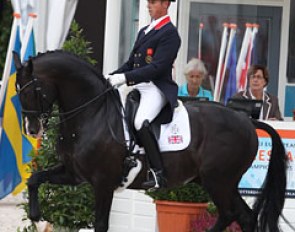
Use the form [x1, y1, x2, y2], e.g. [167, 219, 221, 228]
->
[134, 82, 167, 131]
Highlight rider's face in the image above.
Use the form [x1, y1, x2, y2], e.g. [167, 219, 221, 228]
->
[147, 0, 169, 20]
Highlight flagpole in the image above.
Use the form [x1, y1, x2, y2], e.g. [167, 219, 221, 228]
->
[213, 23, 229, 102]
[217, 23, 237, 102]
[198, 22, 204, 60]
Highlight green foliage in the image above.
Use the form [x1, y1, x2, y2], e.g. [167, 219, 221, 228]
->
[146, 182, 211, 203]
[0, 1, 13, 76]
[20, 21, 97, 231]
[62, 20, 97, 65]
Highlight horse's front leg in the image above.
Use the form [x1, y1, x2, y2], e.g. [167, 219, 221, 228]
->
[93, 183, 115, 232]
[27, 164, 81, 221]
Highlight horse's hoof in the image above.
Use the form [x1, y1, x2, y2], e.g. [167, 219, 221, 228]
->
[29, 213, 41, 222]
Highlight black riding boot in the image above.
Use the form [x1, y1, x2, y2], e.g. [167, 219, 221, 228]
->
[138, 120, 166, 189]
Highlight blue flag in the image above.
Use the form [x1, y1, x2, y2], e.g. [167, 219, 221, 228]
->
[224, 34, 237, 104]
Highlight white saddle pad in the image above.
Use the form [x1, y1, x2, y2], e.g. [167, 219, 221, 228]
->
[118, 85, 191, 153]
[158, 102, 191, 151]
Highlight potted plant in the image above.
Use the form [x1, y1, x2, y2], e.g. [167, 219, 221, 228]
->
[146, 182, 211, 232]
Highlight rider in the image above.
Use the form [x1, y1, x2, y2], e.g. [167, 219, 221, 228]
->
[108, 0, 181, 189]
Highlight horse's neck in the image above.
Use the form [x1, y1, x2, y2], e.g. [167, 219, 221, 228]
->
[58, 90, 125, 149]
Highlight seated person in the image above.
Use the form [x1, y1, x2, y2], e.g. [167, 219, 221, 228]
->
[232, 64, 283, 121]
[178, 58, 213, 100]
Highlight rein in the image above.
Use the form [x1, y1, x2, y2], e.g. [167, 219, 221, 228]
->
[18, 75, 114, 122]
[55, 86, 114, 118]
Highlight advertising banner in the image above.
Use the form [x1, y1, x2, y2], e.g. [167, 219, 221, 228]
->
[239, 122, 295, 198]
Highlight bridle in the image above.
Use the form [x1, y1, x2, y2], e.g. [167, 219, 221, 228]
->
[16, 76, 51, 124]
[16, 75, 114, 125]
[17, 73, 127, 146]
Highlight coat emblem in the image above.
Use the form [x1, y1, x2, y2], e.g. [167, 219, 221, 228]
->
[145, 48, 153, 64]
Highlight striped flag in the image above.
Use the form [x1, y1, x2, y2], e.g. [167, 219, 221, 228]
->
[0, 13, 38, 199]
[0, 15, 23, 199]
[236, 23, 253, 91]
[12, 13, 38, 195]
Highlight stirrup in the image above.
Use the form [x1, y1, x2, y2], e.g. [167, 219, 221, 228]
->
[150, 169, 160, 188]
[142, 169, 164, 190]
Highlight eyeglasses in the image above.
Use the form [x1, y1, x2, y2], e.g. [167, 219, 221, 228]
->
[250, 74, 264, 80]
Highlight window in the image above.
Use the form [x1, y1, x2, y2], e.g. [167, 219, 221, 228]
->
[186, 2, 282, 97]
[119, 0, 139, 65]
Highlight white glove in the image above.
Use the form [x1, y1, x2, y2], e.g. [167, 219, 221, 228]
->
[108, 73, 126, 87]
[105, 74, 112, 79]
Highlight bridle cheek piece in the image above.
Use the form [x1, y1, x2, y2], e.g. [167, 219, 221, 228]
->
[17, 76, 51, 124]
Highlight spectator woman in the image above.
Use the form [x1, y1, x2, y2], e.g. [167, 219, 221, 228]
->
[178, 58, 213, 100]
[233, 64, 283, 120]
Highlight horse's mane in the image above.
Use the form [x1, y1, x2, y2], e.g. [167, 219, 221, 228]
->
[32, 50, 104, 79]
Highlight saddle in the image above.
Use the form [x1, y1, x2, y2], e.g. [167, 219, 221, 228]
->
[125, 89, 163, 144]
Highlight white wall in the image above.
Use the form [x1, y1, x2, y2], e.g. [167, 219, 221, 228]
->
[109, 190, 157, 232]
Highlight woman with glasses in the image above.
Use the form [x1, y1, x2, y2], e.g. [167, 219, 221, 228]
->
[233, 64, 283, 120]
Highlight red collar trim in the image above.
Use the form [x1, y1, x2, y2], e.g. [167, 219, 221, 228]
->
[155, 16, 171, 30]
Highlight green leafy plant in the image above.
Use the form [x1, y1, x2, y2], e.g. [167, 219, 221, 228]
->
[146, 182, 211, 203]
[62, 20, 96, 65]
[19, 21, 96, 231]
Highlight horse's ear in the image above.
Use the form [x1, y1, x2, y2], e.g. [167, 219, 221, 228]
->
[13, 51, 22, 70]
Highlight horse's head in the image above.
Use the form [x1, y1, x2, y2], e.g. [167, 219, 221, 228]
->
[13, 52, 55, 138]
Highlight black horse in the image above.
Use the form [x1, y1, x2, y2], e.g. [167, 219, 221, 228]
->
[13, 51, 287, 232]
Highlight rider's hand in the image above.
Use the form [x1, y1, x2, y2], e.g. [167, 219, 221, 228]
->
[108, 74, 126, 87]
[104, 74, 112, 79]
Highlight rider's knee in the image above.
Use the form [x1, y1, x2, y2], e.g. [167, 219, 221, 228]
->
[134, 118, 149, 131]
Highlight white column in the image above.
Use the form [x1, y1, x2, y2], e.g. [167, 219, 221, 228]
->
[138, 0, 150, 30]
[34, 0, 47, 53]
[103, 0, 122, 75]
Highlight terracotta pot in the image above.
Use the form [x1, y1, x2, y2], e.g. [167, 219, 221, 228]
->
[155, 200, 208, 232]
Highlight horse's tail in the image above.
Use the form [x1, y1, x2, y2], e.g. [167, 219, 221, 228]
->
[251, 119, 288, 232]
